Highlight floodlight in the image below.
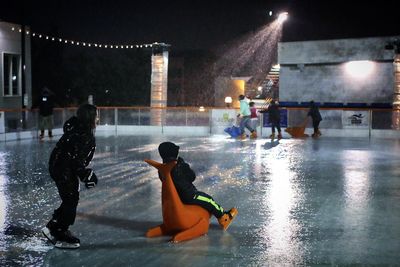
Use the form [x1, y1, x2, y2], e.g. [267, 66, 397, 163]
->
[278, 12, 288, 23]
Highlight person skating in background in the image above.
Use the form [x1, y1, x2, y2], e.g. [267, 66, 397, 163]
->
[42, 104, 99, 249]
[307, 100, 322, 137]
[249, 101, 259, 132]
[237, 95, 257, 139]
[158, 142, 238, 230]
[261, 99, 282, 140]
[38, 87, 55, 139]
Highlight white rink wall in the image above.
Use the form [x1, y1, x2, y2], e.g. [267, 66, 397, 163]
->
[1, 107, 400, 141]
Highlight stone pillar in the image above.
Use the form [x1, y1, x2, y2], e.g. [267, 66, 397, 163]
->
[392, 54, 400, 129]
[150, 43, 170, 125]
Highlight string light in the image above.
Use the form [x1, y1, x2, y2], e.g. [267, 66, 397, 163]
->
[10, 26, 163, 50]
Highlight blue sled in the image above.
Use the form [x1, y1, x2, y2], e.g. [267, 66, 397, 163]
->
[224, 125, 241, 138]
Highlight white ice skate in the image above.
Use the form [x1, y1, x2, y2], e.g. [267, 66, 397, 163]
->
[42, 227, 80, 249]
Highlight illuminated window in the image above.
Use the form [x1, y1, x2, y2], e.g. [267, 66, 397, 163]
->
[3, 54, 21, 96]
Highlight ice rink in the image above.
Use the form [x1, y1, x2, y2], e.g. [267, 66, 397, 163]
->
[1, 135, 400, 266]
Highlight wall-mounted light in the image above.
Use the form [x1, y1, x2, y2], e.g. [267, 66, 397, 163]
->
[224, 96, 233, 107]
[345, 60, 375, 79]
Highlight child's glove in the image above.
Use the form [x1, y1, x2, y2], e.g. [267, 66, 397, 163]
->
[82, 169, 98, 189]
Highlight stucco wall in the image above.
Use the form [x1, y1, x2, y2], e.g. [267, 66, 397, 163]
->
[214, 77, 245, 108]
[278, 36, 399, 103]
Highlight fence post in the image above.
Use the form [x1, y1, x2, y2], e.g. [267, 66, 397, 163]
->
[185, 108, 188, 126]
[209, 108, 212, 135]
[161, 108, 164, 134]
[114, 108, 118, 135]
[369, 109, 372, 139]
[62, 108, 66, 125]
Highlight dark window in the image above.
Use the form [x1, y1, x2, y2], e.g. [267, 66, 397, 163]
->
[3, 54, 21, 96]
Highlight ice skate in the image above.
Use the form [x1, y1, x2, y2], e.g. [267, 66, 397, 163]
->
[238, 133, 246, 140]
[218, 208, 238, 231]
[277, 133, 282, 140]
[42, 220, 57, 245]
[250, 131, 257, 139]
[54, 230, 80, 249]
[43, 220, 80, 249]
[269, 133, 275, 140]
[42, 226, 56, 244]
[39, 130, 45, 141]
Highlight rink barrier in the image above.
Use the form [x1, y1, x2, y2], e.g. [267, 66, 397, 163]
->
[0, 106, 399, 141]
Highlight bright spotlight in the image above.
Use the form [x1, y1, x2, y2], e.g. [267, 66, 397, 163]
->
[277, 12, 288, 23]
[345, 61, 375, 79]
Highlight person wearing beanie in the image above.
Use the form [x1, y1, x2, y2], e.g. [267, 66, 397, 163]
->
[42, 104, 99, 249]
[158, 142, 238, 230]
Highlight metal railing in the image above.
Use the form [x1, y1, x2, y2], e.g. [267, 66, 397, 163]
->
[0, 106, 398, 138]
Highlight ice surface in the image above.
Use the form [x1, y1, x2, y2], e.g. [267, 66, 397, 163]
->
[1, 135, 400, 266]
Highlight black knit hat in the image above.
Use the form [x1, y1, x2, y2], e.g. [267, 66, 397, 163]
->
[158, 142, 180, 161]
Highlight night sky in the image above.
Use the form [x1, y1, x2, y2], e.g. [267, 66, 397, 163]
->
[1, 0, 400, 106]
[2, 0, 400, 51]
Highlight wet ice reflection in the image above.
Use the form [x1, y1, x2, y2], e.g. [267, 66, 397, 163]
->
[342, 150, 372, 206]
[258, 143, 305, 264]
[0, 152, 9, 251]
[341, 149, 372, 259]
[1, 136, 400, 265]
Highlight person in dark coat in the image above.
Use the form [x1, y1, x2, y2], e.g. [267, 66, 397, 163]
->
[261, 100, 282, 139]
[42, 104, 98, 249]
[307, 101, 322, 137]
[158, 142, 238, 230]
[38, 87, 55, 139]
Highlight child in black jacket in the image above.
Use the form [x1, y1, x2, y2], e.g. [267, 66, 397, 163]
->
[158, 142, 238, 230]
[42, 104, 98, 249]
[260, 100, 282, 139]
[307, 101, 322, 137]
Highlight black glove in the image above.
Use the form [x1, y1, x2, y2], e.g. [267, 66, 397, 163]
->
[83, 169, 98, 189]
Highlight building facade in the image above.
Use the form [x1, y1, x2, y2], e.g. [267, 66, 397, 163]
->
[278, 36, 399, 106]
[0, 21, 32, 109]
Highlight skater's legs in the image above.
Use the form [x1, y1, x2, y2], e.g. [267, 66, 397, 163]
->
[239, 117, 245, 134]
[240, 116, 253, 135]
[186, 191, 225, 218]
[313, 120, 321, 135]
[244, 117, 255, 133]
[52, 177, 80, 230]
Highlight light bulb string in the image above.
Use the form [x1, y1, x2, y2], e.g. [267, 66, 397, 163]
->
[10, 26, 167, 49]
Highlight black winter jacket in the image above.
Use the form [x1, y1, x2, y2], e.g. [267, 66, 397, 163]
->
[39, 95, 55, 116]
[308, 106, 322, 122]
[161, 157, 197, 202]
[49, 116, 96, 181]
[260, 104, 280, 124]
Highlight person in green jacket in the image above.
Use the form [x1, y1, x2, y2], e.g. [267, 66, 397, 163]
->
[237, 95, 257, 139]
